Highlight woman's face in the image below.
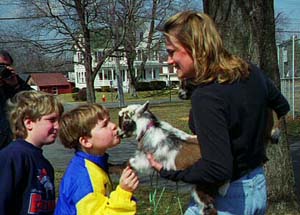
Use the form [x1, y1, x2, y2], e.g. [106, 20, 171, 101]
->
[165, 36, 195, 80]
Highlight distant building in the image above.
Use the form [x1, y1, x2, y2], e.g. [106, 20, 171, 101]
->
[28, 73, 73, 94]
[71, 28, 179, 91]
[73, 48, 165, 92]
[277, 36, 300, 78]
[159, 62, 180, 87]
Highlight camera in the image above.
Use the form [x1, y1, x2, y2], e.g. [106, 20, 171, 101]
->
[0, 65, 13, 79]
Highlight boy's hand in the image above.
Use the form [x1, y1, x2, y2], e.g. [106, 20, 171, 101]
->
[119, 166, 139, 192]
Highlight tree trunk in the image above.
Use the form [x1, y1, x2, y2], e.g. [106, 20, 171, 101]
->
[84, 49, 96, 103]
[115, 52, 125, 107]
[204, 0, 278, 84]
[203, 0, 295, 202]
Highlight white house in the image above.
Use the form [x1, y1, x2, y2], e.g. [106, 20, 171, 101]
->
[71, 30, 179, 92]
[159, 62, 180, 87]
[73, 50, 165, 92]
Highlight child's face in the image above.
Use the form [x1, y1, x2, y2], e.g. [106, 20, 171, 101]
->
[86, 117, 121, 155]
[25, 112, 60, 148]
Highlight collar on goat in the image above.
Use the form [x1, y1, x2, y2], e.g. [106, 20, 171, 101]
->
[137, 121, 156, 143]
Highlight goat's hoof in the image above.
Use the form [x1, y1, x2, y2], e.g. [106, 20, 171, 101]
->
[203, 203, 217, 215]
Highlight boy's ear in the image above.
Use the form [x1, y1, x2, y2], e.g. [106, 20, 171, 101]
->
[23, 118, 33, 130]
[79, 136, 92, 149]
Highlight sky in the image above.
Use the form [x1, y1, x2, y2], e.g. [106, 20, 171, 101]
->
[274, 0, 300, 18]
[274, 0, 300, 38]
[0, 1, 299, 42]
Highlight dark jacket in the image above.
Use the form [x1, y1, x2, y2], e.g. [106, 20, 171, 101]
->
[0, 76, 32, 149]
[160, 64, 290, 186]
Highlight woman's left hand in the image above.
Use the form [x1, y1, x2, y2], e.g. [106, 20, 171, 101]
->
[147, 153, 163, 172]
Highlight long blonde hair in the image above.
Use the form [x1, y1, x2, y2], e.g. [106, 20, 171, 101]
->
[162, 11, 249, 84]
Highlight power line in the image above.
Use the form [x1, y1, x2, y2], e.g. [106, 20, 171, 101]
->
[0, 14, 72, 21]
[277, 30, 300, 33]
[0, 38, 71, 44]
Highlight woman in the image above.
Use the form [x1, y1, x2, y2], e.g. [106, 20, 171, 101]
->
[147, 11, 290, 215]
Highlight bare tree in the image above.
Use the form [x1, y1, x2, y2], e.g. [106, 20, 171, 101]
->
[20, 0, 127, 103]
[275, 11, 291, 43]
[203, 0, 295, 202]
[121, 0, 202, 97]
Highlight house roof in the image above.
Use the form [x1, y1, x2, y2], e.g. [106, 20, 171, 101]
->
[30, 73, 70, 87]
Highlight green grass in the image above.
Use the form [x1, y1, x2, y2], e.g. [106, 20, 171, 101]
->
[58, 89, 179, 103]
[55, 92, 300, 214]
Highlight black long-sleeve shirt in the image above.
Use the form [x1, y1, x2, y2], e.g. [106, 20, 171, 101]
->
[160, 64, 290, 186]
[0, 76, 32, 149]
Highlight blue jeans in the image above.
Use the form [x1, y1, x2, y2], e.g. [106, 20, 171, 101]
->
[184, 167, 267, 215]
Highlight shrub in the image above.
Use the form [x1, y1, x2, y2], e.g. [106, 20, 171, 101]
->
[76, 88, 87, 101]
[136, 81, 167, 91]
[73, 87, 80, 93]
[136, 82, 151, 91]
[150, 81, 167, 90]
[101, 86, 112, 92]
[170, 81, 180, 88]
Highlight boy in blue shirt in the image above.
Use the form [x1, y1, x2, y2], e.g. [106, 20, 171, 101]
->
[0, 90, 64, 215]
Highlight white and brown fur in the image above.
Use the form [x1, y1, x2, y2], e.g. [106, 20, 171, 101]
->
[118, 101, 228, 215]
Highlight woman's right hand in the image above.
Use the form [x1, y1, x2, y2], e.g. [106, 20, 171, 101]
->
[147, 153, 163, 172]
[119, 166, 139, 192]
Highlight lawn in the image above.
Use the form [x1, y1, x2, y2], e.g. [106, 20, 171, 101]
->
[55, 92, 300, 214]
[58, 89, 179, 104]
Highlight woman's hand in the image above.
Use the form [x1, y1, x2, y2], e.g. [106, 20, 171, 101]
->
[147, 153, 163, 172]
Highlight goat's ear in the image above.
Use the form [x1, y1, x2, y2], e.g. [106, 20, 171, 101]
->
[142, 101, 150, 112]
[137, 101, 149, 114]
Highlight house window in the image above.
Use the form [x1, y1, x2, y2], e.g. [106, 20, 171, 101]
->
[112, 70, 116, 80]
[77, 71, 86, 84]
[139, 32, 144, 42]
[104, 70, 112, 80]
[153, 50, 158, 60]
[52, 87, 58, 95]
[122, 70, 125, 81]
[168, 65, 174, 73]
[137, 50, 142, 61]
[96, 50, 105, 62]
[77, 52, 84, 63]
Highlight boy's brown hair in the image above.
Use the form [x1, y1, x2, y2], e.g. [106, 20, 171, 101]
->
[59, 103, 109, 150]
[7, 90, 64, 139]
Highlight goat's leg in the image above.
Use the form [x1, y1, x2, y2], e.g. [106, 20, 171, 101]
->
[196, 189, 218, 215]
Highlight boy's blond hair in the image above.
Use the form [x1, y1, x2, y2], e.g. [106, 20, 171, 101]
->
[59, 104, 109, 150]
[7, 90, 64, 139]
